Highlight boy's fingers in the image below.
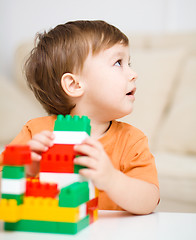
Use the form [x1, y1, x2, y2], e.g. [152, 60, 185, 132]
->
[28, 140, 49, 152]
[74, 144, 99, 160]
[74, 156, 97, 169]
[79, 168, 96, 181]
[32, 134, 54, 147]
[31, 152, 42, 161]
[82, 137, 103, 150]
[41, 131, 55, 139]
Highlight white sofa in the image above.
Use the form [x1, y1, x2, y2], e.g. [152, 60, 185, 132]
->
[0, 32, 196, 212]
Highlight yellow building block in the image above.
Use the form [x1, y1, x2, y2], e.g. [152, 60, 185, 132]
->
[0, 199, 21, 222]
[21, 197, 86, 222]
[93, 209, 98, 222]
[95, 187, 99, 198]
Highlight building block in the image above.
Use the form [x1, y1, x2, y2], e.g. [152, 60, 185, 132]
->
[5, 216, 90, 234]
[25, 178, 59, 198]
[1, 178, 26, 195]
[0, 199, 21, 222]
[21, 197, 87, 222]
[40, 144, 75, 173]
[86, 197, 99, 224]
[2, 166, 25, 179]
[3, 145, 31, 165]
[88, 180, 99, 200]
[1, 115, 97, 235]
[4, 219, 58, 233]
[57, 215, 90, 234]
[59, 182, 89, 207]
[54, 115, 91, 135]
[40, 172, 87, 190]
[1, 194, 24, 205]
[74, 164, 87, 173]
[54, 131, 89, 144]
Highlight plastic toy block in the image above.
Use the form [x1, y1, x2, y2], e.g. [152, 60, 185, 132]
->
[1, 193, 24, 205]
[54, 115, 91, 135]
[40, 144, 75, 173]
[3, 145, 31, 165]
[59, 182, 89, 207]
[25, 178, 59, 198]
[21, 197, 87, 222]
[2, 166, 25, 179]
[1, 178, 26, 194]
[4, 219, 58, 233]
[40, 172, 87, 190]
[86, 197, 98, 224]
[58, 215, 90, 234]
[86, 197, 98, 210]
[0, 199, 21, 222]
[54, 131, 89, 144]
[88, 180, 99, 199]
[4, 216, 90, 234]
[93, 209, 98, 222]
[74, 164, 87, 173]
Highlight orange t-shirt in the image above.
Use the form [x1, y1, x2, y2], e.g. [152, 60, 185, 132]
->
[0, 115, 159, 210]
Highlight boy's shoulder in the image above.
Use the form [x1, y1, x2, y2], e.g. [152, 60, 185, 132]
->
[25, 115, 57, 133]
[114, 120, 145, 139]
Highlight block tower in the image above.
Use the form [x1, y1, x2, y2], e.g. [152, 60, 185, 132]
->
[0, 115, 99, 234]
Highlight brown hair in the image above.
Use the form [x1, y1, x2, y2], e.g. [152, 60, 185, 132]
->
[25, 20, 129, 115]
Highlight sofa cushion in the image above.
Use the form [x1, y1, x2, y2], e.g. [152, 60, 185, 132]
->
[156, 54, 196, 154]
[154, 151, 196, 204]
[0, 76, 45, 145]
[120, 47, 187, 148]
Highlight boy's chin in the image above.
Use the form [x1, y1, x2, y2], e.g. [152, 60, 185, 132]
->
[116, 109, 133, 120]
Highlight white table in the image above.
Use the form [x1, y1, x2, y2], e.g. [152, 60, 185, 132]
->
[0, 211, 196, 240]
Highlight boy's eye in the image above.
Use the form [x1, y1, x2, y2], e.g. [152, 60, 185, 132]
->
[114, 60, 122, 67]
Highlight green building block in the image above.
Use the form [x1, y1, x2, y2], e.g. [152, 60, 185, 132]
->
[4, 216, 90, 235]
[54, 115, 91, 135]
[58, 216, 90, 234]
[2, 166, 25, 179]
[59, 182, 89, 208]
[1, 194, 24, 205]
[4, 219, 57, 234]
[74, 164, 87, 173]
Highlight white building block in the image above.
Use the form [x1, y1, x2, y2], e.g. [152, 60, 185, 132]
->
[40, 172, 88, 190]
[88, 180, 96, 200]
[79, 203, 87, 219]
[1, 178, 26, 194]
[53, 131, 89, 144]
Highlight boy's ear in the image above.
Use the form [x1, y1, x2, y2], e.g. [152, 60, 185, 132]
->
[61, 73, 84, 97]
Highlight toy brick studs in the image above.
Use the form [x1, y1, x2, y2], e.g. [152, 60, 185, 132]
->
[0, 115, 99, 235]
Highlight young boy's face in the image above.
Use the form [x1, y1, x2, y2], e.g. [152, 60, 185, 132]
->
[78, 43, 137, 121]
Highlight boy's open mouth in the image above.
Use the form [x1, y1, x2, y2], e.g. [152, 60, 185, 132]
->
[126, 88, 136, 96]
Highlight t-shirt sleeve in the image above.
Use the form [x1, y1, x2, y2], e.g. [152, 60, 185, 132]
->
[121, 135, 159, 188]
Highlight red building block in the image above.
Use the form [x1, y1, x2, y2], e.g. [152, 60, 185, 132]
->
[25, 178, 59, 198]
[3, 145, 31, 166]
[86, 197, 98, 224]
[40, 144, 76, 173]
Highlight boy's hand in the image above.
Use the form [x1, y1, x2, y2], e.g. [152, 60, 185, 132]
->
[74, 137, 116, 191]
[27, 131, 54, 176]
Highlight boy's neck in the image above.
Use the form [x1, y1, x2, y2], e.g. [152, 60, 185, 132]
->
[69, 110, 111, 139]
[89, 120, 111, 139]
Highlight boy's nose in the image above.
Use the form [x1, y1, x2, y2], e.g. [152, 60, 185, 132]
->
[129, 69, 138, 82]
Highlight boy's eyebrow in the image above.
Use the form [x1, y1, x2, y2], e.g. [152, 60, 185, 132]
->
[109, 50, 130, 61]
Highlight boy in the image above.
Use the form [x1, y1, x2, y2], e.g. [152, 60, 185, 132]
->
[0, 20, 159, 214]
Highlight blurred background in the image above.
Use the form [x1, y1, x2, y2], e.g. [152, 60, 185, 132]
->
[0, 0, 196, 213]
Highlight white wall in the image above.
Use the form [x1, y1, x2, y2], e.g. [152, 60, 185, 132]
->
[0, 0, 196, 79]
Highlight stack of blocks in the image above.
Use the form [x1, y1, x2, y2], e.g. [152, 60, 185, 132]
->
[0, 115, 99, 234]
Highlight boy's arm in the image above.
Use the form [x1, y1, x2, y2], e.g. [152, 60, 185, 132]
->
[74, 137, 160, 215]
[103, 169, 159, 214]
